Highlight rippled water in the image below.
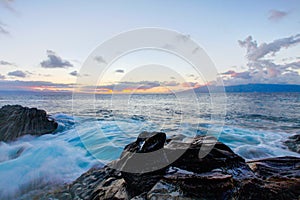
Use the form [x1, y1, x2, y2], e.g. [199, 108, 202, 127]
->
[0, 92, 299, 199]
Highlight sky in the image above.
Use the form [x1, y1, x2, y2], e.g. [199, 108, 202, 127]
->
[0, 0, 300, 93]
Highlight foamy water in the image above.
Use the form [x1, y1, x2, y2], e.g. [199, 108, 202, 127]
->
[0, 92, 299, 199]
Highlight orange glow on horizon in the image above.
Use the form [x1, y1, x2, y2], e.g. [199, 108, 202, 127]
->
[19, 82, 206, 94]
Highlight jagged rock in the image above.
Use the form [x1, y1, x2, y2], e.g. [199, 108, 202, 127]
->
[284, 134, 300, 153]
[91, 177, 128, 200]
[240, 156, 300, 199]
[144, 136, 254, 199]
[121, 131, 166, 154]
[117, 132, 167, 196]
[44, 166, 123, 200]
[47, 132, 300, 200]
[248, 156, 300, 178]
[144, 180, 193, 200]
[0, 105, 58, 142]
[167, 136, 253, 176]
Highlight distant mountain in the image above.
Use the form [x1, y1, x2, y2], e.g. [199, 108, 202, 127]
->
[192, 84, 300, 93]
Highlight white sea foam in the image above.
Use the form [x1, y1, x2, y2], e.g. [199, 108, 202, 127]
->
[0, 114, 95, 199]
[219, 126, 299, 160]
[0, 113, 299, 199]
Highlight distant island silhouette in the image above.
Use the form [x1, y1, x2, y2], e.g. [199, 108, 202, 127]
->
[192, 83, 300, 93]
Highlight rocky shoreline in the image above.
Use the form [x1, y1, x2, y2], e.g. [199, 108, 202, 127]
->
[45, 132, 300, 200]
[0, 105, 299, 199]
[0, 105, 58, 142]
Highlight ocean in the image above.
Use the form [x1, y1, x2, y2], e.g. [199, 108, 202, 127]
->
[0, 92, 299, 199]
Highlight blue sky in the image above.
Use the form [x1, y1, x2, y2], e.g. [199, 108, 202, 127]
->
[0, 0, 299, 92]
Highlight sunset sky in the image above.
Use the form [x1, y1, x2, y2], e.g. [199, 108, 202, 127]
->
[0, 0, 300, 93]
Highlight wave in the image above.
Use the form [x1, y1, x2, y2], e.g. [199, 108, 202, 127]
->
[219, 126, 299, 160]
[0, 113, 299, 199]
[0, 114, 96, 199]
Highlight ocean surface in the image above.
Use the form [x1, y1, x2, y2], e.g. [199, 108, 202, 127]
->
[0, 92, 299, 199]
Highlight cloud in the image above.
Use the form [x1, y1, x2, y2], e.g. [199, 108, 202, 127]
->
[162, 81, 180, 87]
[222, 70, 236, 75]
[176, 34, 190, 42]
[7, 70, 27, 78]
[37, 73, 52, 77]
[0, 79, 186, 93]
[0, 80, 74, 91]
[268, 10, 289, 22]
[0, 0, 16, 35]
[0, 0, 16, 12]
[285, 60, 300, 69]
[40, 50, 73, 68]
[232, 71, 251, 79]
[222, 70, 252, 79]
[124, 81, 160, 90]
[0, 79, 169, 93]
[162, 44, 175, 50]
[94, 81, 161, 92]
[0, 21, 9, 35]
[0, 60, 14, 66]
[0, 74, 5, 79]
[69, 71, 89, 77]
[238, 34, 300, 62]
[94, 56, 107, 64]
[181, 82, 200, 88]
[224, 34, 300, 85]
[69, 71, 78, 77]
[115, 69, 124, 73]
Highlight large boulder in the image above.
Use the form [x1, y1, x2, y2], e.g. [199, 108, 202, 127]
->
[46, 132, 300, 200]
[149, 136, 255, 199]
[0, 105, 58, 142]
[117, 131, 167, 196]
[245, 156, 300, 199]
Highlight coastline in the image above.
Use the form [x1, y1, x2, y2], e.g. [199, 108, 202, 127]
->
[0, 105, 299, 199]
[45, 132, 300, 200]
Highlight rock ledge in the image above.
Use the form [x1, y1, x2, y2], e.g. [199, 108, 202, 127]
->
[0, 105, 58, 142]
[47, 132, 300, 200]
